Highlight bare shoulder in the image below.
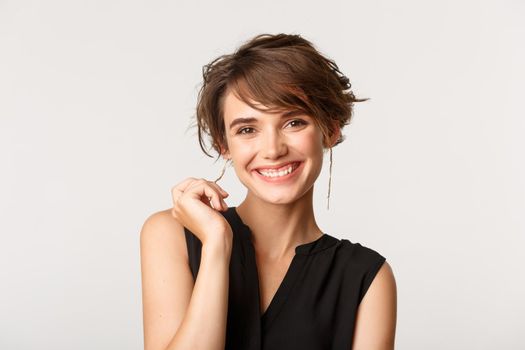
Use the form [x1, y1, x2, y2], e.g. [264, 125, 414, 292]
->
[352, 261, 397, 350]
[140, 208, 189, 263]
[140, 208, 194, 350]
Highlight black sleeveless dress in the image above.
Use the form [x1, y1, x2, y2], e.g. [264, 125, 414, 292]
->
[183, 206, 386, 350]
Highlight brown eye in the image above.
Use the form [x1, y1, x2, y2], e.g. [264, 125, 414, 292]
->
[237, 127, 255, 134]
[288, 119, 307, 128]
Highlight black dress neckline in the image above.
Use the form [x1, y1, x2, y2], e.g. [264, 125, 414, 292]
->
[228, 206, 337, 255]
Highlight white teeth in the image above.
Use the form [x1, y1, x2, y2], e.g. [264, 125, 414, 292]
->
[257, 163, 296, 178]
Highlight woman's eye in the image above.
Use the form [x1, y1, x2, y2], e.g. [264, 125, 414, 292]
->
[237, 127, 254, 135]
[288, 119, 307, 128]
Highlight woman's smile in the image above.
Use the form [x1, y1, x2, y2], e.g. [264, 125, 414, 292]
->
[252, 160, 304, 184]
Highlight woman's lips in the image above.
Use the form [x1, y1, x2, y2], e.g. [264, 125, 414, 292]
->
[255, 161, 301, 172]
[253, 161, 303, 183]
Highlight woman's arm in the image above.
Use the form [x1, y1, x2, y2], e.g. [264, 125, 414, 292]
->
[351, 261, 398, 350]
[140, 210, 232, 350]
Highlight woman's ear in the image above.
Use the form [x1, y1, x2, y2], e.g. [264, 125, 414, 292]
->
[327, 121, 341, 148]
[219, 144, 231, 160]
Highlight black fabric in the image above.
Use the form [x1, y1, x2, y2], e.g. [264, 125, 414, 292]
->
[183, 206, 386, 350]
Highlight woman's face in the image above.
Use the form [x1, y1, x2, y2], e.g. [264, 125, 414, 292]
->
[221, 90, 335, 205]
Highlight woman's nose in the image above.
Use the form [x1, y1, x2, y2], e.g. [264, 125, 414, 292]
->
[261, 130, 287, 159]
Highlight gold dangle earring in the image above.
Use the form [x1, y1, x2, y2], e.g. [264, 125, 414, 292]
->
[214, 158, 231, 184]
[327, 147, 333, 210]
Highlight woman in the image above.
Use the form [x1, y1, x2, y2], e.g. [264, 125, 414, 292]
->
[140, 33, 397, 350]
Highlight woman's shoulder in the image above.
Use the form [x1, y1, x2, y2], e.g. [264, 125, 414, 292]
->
[328, 235, 388, 302]
[142, 208, 186, 235]
[326, 234, 384, 260]
[327, 234, 387, 274]
[140, 208, 189, 259]
[337, 237, 385, 261]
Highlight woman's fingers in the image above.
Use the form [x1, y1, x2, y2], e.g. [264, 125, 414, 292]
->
[171, 177, 198, 193]
[183, 179, 226, 211]
[206, 182, 229, 210]
[201, 182, 226, 211]
[169, 177, 233, 243]
[171, 177, 229, 216]
[171, 177, 198, 205]
[214, 183, 229, 197]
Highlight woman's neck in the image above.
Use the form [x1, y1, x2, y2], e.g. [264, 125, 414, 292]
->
[235, 189, 323, 260]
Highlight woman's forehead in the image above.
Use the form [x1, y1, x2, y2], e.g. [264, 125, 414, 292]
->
[223, 90, 306, 122]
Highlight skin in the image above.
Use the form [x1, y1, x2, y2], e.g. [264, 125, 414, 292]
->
[220, 90, 329, 260]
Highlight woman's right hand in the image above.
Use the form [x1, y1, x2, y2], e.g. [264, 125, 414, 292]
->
[170, 177, 232, 245]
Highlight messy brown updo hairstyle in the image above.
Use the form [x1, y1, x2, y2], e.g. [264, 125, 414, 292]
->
[191, 33, 368, 161]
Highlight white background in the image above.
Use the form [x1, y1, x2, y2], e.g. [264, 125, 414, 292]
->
[1, 0, 523, 349]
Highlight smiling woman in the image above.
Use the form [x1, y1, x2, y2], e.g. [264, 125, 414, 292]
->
[140, 33, 397, 350]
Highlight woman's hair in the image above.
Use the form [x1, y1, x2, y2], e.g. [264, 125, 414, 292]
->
[191, 33, 369, 161]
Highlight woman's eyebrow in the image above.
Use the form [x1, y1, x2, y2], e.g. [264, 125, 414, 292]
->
[229, 117, 257, 130]
[228, 110, 305, 130]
